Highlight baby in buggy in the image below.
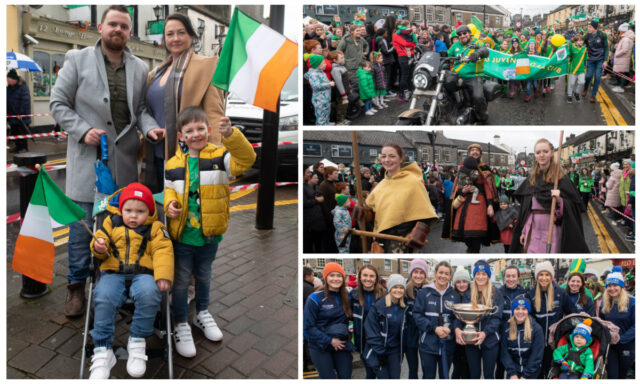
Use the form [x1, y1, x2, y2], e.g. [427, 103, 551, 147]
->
[551, 318, 595, 379]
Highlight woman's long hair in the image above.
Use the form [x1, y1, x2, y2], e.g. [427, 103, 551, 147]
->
[601, 286, 629, 314]
[528, 138, 565, 186]
[508, 314, 532, 341]
[357, 265, 385, 307]
[534, 278, 555, 312]
[385, 289, 406, 308]
[324, 276, 352, 317]
[471, 276, 494, 308]
[406, 268, 428, 300]
[565, 272, 589, 307]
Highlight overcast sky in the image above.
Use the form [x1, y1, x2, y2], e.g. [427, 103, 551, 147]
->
[505, 6, 559, 18]
[444, 129, 595, 153]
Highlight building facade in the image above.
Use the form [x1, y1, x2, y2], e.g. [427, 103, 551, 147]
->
[407, 6, 451, 25]
[303, 5, 409, 25]
[449, 5, 508, 29]
[7, 4, 230, 130]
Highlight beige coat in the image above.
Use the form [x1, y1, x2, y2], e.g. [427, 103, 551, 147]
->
[613, 30, 635, 73]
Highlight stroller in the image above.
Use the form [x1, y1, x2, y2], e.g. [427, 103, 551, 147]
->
[78, 190, 173, 379]
[547, 314, 612, 379]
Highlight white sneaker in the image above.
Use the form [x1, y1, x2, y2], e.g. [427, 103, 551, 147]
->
[126, 337, 148, 378]
[611, 86, 624, 93]
[370, 107, 378, 113]
[173, 323, 196, 357]
[89, 347, 116, 379]
[381, 102, 389, 108]
[193, 311, 223, 341]
[365, 110, 375, 116]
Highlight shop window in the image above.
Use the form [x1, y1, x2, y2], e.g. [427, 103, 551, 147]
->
[32, 51, 51, 97]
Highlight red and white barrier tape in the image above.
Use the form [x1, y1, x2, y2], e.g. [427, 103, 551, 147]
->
[7, 181, 298, 224]
[603, 64, 635, 83]
[592, 195, 635, 223]
[251, 141, 294, 148]
[229, 181, 297, 193]
[6, 113, 51, 118]
[7, 163, 67, 174]
[7, 131, 67, 140]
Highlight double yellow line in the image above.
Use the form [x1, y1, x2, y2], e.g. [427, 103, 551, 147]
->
[597, 87, 628, 126]
[585, 203, 619, 253]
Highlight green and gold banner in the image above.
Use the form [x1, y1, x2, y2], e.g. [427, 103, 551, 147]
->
[482, 47, 569, 81]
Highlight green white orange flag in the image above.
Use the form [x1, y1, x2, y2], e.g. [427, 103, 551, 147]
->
[12, 168, 86, 284]
[212, 7, 298, 113]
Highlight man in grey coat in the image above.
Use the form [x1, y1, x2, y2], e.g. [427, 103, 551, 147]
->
[50, 5, 163, 319]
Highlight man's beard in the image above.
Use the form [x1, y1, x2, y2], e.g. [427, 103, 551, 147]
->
[103, 33, 127, 51]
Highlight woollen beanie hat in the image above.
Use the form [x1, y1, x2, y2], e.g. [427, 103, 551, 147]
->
[7, 69, 19, 80]
[452, 266, 471, 284]
[610, 162, 620, 171]
[323, 262, 345, 280]
[473, 260, 491, 278]
[571, 318, 593, 345]
[606, 266, 625, 288]
[409, 259, 429, 276]
[499, 195, 510, 205]
[119, 182, 155, 214]
[335, 194, 348, 207]
[619, 23, 629, 32]
[387, 274, 406, 290]
[590, 19, 599, 29]
[535, 260, 555, 279]
[309, 54, 324, 69]
[510, 297, 532, 315]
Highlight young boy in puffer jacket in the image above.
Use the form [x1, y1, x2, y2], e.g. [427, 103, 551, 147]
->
[328, 50, 351, 125]
[89, 182, 174, 379]
[551, 318, 595, 379]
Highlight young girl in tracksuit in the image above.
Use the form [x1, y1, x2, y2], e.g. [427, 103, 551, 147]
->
[404, 259, 429, 379]
[500, 298, 544, 379]
[451, 267, 471, 379]
[348, 264, 386, 379]
[598, 266, 635, 379]
[413, 261, 460, 379]
[363, 274, 408, 379]
[455, 260, 504, 379]
[303, 263, 354, 379]
[527, 261, 578, 378]
[495, 265, 527, 379]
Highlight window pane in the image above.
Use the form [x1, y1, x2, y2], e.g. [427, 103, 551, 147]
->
[32, 51, 51, 97]
[384, 259, 391, 271]
[51, 54, 65, 88]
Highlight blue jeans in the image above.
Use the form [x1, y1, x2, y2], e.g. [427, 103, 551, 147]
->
[67, 200, 95, 283]
[309, 348, 352, 379]
[525, 80, 537, 97]
[92, 273, 161, 348]
[171, 241, 219, 323]
[364, 99, 372, 111]
[584, 59, 604, 97]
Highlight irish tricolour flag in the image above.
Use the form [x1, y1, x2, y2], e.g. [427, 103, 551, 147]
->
[12, 168, 85, 284]
[212, 8, 298, 113]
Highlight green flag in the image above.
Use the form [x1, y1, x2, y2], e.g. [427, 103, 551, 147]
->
[472, 15, 484, 31]
[482, 46, 569, 81]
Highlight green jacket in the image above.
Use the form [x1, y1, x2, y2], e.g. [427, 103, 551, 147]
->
[578, 175, 594, 193]
[568, 42, 587, 75]
[446, 38, 486, 78]
[357, 67, 376, 100]
[552, 340, 595, 378]
[619, 171, 632, 206]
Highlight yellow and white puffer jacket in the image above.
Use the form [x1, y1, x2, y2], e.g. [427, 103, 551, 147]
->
[163, 127, 256, 240]
[90, 189, 174, 284]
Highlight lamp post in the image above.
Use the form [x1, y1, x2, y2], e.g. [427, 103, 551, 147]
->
[153, 5, 162, 21]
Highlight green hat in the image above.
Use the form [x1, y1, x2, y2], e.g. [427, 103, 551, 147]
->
[308, 54, 324, 69]
[450, 29, 458, 38]
[569, 259, 586, 275]
[527, 38, 536, 45]
[335, 194, 348, 207]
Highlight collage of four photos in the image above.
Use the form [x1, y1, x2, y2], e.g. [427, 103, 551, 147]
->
[4, 2, 637, 381]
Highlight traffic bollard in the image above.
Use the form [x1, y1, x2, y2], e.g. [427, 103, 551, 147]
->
[14, 152, 49, 299]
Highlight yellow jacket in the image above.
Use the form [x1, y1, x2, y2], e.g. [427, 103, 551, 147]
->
[366, 162, 438, 233]
[163, 127, 256, 240]
[90, 189, 174, 283]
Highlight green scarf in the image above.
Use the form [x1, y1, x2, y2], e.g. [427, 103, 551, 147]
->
[396, 25, 418, 44]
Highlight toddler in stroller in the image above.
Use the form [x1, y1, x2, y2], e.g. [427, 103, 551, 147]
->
[551, 318, 595, 379]
[87, 183, 174, 379]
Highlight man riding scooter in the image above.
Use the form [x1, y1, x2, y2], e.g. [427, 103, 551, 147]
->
[443, 25, 490, 122]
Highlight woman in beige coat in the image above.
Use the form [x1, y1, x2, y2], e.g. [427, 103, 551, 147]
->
[143, 12, 225, 192]
[610, 23, 635, 93]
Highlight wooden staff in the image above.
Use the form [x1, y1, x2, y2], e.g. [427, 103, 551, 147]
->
[546, 130, 564, 254]
[351, 131, 368, 252]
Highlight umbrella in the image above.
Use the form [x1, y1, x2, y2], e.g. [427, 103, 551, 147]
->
[95, 134, 119, 197]
[6, 51, 43, 72]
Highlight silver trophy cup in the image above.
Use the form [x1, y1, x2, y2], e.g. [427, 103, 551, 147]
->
[444, 302, 498, 344]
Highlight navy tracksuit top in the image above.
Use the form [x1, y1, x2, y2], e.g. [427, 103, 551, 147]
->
[303, 290, 354, 351]
[349, 288, 378, 353]
[499, 317, 544, 379]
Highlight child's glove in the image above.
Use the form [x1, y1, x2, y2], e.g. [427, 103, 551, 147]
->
[560, 361, 570, 371]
